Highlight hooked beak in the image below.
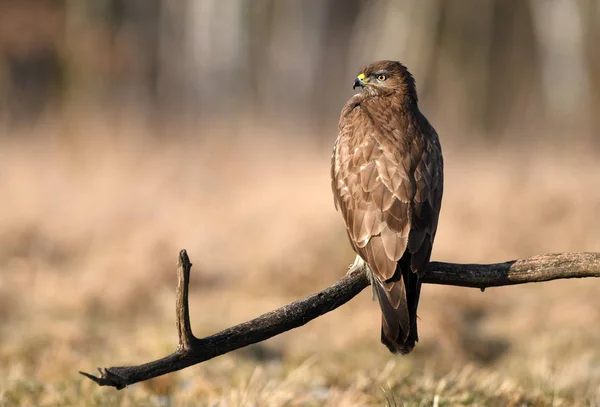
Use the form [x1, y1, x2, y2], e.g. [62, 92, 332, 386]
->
[353, 73, 366, 90]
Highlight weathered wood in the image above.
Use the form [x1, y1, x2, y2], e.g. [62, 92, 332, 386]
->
[80, 251, 600, 390]
[425, 252, 600, 288]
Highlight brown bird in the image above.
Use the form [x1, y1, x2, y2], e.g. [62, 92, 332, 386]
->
[331, 61, 443, 354]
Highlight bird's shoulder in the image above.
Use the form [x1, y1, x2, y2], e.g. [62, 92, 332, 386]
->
[337, 96, 427, 167]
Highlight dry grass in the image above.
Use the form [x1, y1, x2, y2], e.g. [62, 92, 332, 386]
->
[1, 118, 599, 406]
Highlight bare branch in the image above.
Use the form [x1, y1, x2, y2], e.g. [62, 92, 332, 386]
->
[80, 251, 600, 389]
[426, 252, 600, 288]
[175, 250, 194, 350]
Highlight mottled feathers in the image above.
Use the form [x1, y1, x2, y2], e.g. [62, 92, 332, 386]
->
[331, 61, 443, 354]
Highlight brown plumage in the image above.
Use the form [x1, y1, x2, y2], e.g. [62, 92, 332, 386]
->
[331, 61, 443, 354]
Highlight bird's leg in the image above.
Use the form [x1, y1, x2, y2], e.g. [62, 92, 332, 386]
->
[346, 255, 377, 300]
[346, 255, 366, 276]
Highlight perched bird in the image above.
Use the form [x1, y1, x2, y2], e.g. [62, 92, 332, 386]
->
[331, 61, 443, 354]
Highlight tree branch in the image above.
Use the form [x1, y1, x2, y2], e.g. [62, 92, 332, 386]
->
[80, 251, 600, 389]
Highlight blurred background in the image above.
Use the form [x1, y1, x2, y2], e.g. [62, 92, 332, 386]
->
[1, 1, 599, 406]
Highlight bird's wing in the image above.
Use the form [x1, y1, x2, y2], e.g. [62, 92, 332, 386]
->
[333, 98, 414, 281]
[406, 119, 443, 274]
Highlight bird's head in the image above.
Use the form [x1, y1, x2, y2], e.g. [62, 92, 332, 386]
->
[352, 60, 418, 102]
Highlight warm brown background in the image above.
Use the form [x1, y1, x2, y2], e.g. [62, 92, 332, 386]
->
[1, 1, 599, 406]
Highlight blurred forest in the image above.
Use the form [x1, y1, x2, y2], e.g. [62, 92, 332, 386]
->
[0, 0, 599, 141]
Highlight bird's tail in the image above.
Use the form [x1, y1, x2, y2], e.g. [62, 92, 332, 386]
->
[373, 256, 421, 354]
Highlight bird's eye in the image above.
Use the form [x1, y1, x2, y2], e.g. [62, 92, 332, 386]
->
[377, 74, 387, 81]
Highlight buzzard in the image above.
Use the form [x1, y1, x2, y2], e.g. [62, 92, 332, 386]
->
[331, 61, 443, 354]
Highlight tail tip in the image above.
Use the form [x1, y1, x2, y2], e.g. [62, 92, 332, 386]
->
[381, 331, 417, 355]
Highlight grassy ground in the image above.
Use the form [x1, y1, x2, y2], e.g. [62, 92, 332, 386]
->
[1, 120, 599, 406]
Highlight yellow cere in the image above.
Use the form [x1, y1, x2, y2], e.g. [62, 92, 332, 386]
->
[357, 73, 366, 81]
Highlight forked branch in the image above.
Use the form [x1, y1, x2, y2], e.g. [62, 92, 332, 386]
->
[81, 250, 600, 389]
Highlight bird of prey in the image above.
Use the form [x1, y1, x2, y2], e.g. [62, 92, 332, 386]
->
[331, 60, 443, 354]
